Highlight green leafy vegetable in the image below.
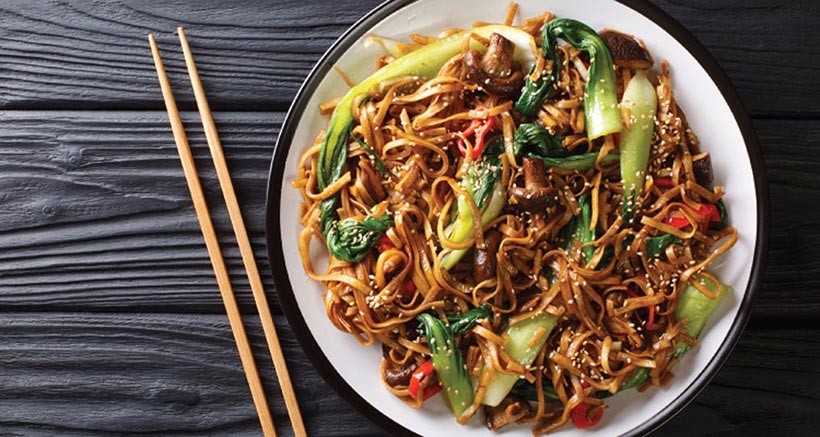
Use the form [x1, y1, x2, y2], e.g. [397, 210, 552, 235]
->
[514, 22, 557, 116]
[712, 198, 729, 230]
[448, 305, 493, 335]
[318, 25, 537, 261]
[483, 313, 558, 406]
[416, 313, 474, 419]
[560, 192, 595, 264]
[620, 367, 650, 391]
[440, 139, 506, 270]
[352, 134, 387, 174]
[511, 378, 561, 402]
[672, 273, 730, 358]
[619, 69, 658, 225]
[324, 209, 392, 263]
[513, 123, 567, 158]
[516, 18, 622, 140]
[644, 234, 681, 258]
[620, 272, 730, 392]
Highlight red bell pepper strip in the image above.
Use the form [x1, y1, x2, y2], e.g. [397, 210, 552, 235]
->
[571, 402, 604, 429]
[408, 359, 441, 401]
[699, 203, 720, 222]
[646, 303, 656, 331]
[665, 203, 721, 229]
[654, 177, 674, 189]
[569, 380, 602, 429]
[401, 279, 417, 299]
[375, 234, 395, 252]
[472, 116, 495, 158]
[665, 215, 690, 229]
[420, 383, 442, 401]
[456, 106, 496, 159]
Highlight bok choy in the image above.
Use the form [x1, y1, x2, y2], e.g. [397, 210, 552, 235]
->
[318, 26, 538, 261]
[415, 307, 490, 420]
[440, 138, 506, 270]
[483, 313, 558, 406]
[516, 18, 622, 140]
[618, 70, 657, 225]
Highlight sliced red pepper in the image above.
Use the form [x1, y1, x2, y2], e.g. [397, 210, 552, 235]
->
[400, 279, 416, 302]
[420, 383, 442, 401]
[375, 234, 395, 252]
[665, 203, 721, 230]
[463, 118, 482, 137]
[664, 215, 691, 229]
[408, 359, 438, 401]
[471, 116, 495, 159]
[571, 402, 604, 429]
[646, 303, 656, 331]
[699, 203, 720, 223]
[456, 105, 495, 159]
[654, 177, 674, 189]
[456, 119, 480, 157]
[401, 279, 417, 300]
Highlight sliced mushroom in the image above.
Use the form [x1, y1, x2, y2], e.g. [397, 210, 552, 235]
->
[384, 360, 419, 387]
[692, 154, 713, 187]
[509, 157, 556, 212]
[473, 230, 502, 283]
[599, 29, 653, 70]
[462, 33, 525, 97]
[483, 393, 533, 430]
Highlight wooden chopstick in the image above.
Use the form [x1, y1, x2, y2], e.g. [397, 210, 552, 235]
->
[176, 27, 307, 437]
[148, 34, 277, 437]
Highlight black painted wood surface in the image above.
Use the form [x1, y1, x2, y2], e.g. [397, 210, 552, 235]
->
[1, 1, 818, 436]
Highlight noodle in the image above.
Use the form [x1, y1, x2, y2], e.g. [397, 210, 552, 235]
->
[294, 9, 736, 434]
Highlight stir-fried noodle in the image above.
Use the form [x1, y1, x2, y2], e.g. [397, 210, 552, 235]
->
[294, 8, 735, 433]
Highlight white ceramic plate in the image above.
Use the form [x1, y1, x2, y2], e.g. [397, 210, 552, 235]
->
[266, 1, 768, 435]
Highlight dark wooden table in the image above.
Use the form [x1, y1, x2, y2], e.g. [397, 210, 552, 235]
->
[1, 1, 818, 435]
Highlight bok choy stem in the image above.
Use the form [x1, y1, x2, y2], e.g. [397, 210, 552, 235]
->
[317, 26, 537, 261]
[516, 18, 622, 140]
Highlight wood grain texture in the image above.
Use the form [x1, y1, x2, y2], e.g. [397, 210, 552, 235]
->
[0, 0, 383, 111]
[0, 111, 815, 318]
[0, 110, 277, 312]
[0, 0, 817, 436]
[1, 313, 816, 436]
[0, 313, 382, 437]
[0, 0, 817, 116]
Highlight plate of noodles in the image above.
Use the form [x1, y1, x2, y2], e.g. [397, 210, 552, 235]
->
[266, 0, 767, 435]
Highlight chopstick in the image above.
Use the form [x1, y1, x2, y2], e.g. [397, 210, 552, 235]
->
[148, 34, 278, 437]
[176, 28, 307, 437]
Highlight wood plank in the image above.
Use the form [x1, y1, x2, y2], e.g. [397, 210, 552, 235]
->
[662, 327, 820, 436]
[0, 111, 815, 318]
[654, 0, 820, 118]
[0, 0, 817, 116]
[0, 0, 383, 111]
[0, 312, 382, 436]
[0, 313, 816, 436]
